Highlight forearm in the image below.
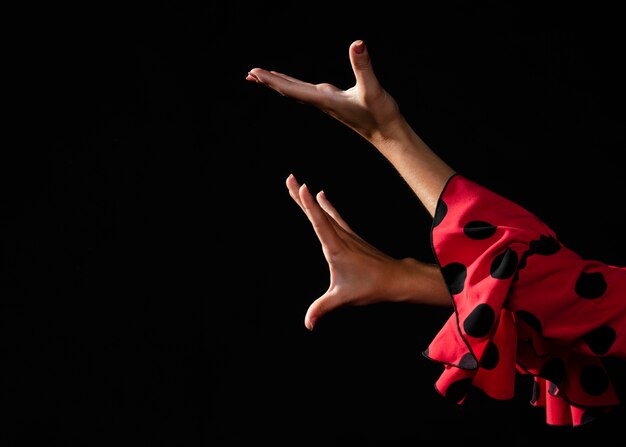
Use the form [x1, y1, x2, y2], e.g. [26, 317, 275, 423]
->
[370, 117, 456, 217]
[391, 258, 452, 307]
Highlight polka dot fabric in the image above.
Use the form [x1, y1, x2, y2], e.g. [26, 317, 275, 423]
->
[424, 174, 626, 426]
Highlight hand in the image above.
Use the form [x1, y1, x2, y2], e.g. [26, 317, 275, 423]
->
[285, 173, 421, 330]
[247, 40, 402, 143]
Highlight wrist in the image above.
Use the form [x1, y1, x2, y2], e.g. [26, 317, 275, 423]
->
[392, 258, 452, 307]
[368, 115, 413, 150]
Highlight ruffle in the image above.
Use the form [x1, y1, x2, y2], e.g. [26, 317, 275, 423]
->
[424, 173, 625, 426]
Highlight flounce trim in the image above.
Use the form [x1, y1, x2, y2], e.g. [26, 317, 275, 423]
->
[425, 173, 619, 427]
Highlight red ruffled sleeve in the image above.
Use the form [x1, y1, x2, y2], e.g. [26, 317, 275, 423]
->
[424, 173, 626, 426]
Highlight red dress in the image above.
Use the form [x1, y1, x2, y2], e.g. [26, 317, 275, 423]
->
[424, 173, 626, 426]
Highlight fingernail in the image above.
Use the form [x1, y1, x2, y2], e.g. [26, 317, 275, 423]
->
[247, 71, 260, 82]
[354, 40, 365, 54]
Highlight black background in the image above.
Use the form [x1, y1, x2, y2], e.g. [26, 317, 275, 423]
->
[3, 2, 626, 446]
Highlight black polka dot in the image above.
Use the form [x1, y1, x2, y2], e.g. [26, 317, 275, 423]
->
[529, 235, 561, 256]
[490, 248, 518, 279]
[515, 311, 543, 335]
[575, 271, 607, 299]
[481, 342, 499, 370]
[445, 378, 473, 404]
[583, 326, 616, 355]
[538, 358, 566, 385]
[548, 382, 558, 396]
[517, 251, 530, 271]
[530, 381, 540, 404]
[517, 236, 561, 278]
[580, 365, 609, 396]
[441, 262, 467, 295]
[433, 200, 447, 227]
[463, 304, 495, 338]
[463, 221, 497, 240]
[459, 353, 478, 369]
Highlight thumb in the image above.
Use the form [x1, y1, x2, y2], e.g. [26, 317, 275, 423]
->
[304, 291, 343, 331]
[349, 40, 379, 92]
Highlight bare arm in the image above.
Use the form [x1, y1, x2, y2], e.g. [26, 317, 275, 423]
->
[247, 39, 456, 216]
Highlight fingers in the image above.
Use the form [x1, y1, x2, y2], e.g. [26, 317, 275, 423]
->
[316, 190, 355, 235]
[269, 70, 307, 84]
[286, 173, 341, 248]
[246, 68, 323, 105]
[287, 174, 355, 237]
[348, 40, 379, 93]
[286, 173, 306, 213]
[247, 40, 380, 103]
[298, 183, 343, 254]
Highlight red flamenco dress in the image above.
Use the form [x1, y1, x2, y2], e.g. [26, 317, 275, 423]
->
[424, 173, 626, 426]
